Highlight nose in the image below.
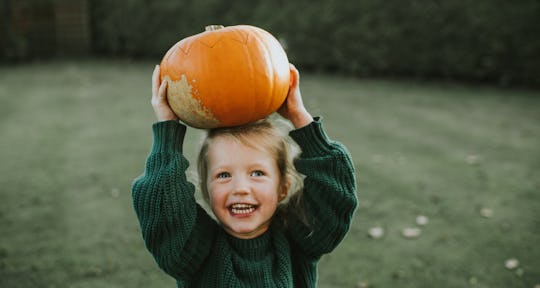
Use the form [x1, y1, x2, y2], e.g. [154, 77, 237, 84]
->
[232, 176, 251, 195]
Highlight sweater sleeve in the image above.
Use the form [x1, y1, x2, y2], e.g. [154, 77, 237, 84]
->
[131, 120, 217, 281]
[285, 117, 358, 259]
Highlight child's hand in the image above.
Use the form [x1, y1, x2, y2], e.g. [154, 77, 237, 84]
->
[152, 65, 178, 122]
[278, 64, 313, 129]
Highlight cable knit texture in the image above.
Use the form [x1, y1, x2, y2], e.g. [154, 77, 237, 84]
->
[132, 117, 357, 287]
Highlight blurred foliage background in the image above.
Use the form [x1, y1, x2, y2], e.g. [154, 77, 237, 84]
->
[1, 0, 539, 86]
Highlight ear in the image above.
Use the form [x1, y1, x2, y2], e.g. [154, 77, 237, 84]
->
[278, 182, 289, 202]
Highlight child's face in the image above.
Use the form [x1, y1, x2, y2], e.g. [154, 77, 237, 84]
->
[206, 136, 286, 239]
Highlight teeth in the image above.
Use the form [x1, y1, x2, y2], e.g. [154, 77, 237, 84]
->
[230, 203, 256, 214]
[232, 203, 252, 209]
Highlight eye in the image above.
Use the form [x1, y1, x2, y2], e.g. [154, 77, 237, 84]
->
[216, 172, 231, 179]
[251, 170, 265, 177]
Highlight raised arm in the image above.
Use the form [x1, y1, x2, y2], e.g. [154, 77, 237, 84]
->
[279, 64, 358, 259]
[286, 118, 358, 259]
[131, 66, 217, 281]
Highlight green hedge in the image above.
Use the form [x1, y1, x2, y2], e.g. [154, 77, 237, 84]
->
[4, 0, 539, 86]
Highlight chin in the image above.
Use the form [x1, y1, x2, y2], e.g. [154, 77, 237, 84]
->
[228, 226, 267, 239]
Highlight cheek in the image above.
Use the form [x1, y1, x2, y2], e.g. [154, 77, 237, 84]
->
[208, 184, 226, 207]
[262, 185, 282, 205]
[260, 193, 280, 215]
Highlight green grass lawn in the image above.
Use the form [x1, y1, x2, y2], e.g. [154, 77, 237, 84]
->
[1, 60, 539, 288]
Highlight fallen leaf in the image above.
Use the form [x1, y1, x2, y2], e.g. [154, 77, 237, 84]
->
[402, 227, 421, 239]
[356, 281, 369, 288]
[368, 227, 384, 239]
[504, 258, 519, 270]
[480, 207, 493, 218]
[416, 215, 429, 226]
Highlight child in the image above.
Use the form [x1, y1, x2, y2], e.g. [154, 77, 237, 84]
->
[132, 64, 358, 287]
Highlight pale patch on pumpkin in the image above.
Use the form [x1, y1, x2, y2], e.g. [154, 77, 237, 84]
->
[164, 75, 220, 128]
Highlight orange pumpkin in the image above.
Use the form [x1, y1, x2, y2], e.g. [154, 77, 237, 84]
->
[160, 25, 290, 129]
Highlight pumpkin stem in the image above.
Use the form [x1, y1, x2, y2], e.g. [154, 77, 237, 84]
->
[205, 25, 224, 31]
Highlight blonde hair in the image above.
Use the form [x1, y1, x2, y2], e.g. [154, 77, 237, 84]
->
[197, 118, 303, 206]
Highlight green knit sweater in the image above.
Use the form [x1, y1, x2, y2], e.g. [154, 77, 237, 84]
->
[132, 118, 357, 287]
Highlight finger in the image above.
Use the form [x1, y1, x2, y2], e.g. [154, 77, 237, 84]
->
[289, 63, 299, 89]
[152, 65, 160, 98]
[158, 80, 168, 100]
[289, 63, 297, 72]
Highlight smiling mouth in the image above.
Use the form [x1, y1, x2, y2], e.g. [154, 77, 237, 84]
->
[229, 203, 258, 215]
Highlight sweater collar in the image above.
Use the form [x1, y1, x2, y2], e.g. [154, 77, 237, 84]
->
[225, 228, 272, 259]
